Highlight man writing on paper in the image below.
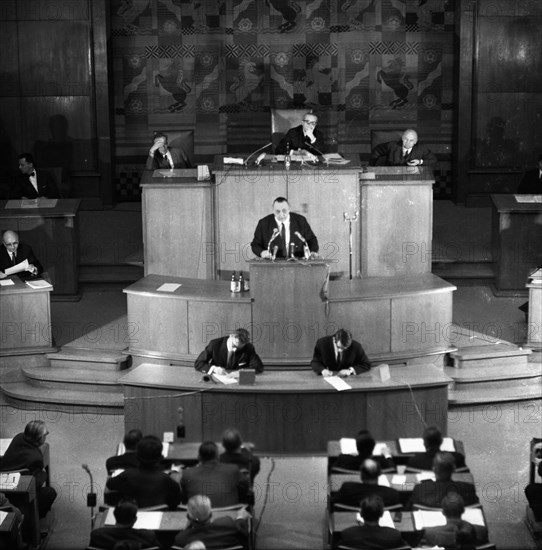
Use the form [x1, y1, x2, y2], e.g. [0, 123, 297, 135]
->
[0, 230, 43, 280]
[194, 328, 264, 376]
[370, 128, 437, 168]
[251, 196, 319, 260]
[275, 112, 325, 162]
[311, 328, 371, 377]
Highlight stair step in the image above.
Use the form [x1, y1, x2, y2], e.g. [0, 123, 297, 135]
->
[450, 344, 532, 368]
[1, 382, 123, 413]
[23, 367, 123, 392]
[432, 261, 494, 279]
[46, 347, 129, 371]
[445, 363, 542, 384]
[449, 384, 542, 406]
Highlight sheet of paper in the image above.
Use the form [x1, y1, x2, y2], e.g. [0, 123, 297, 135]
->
[339, 437, 357, 455]
[0, 511, 8, 527]
[162, 442, 169, 458]
[0, 279, 15, 286]
[391, 474, 407, 485]
[4, 259, 29, 276]
[398, 437, 455, 453]
[223, 157, 244, 165]
[134, 511, 163, 529]
[157, 283, 182, 292]
[324, 376, 352, 391]
[515, 194, 542, 203]
[377, 474, 390, 487]
[26, 279, 53, 289]
[416, 471, 435, 482]
[212, 373, 238, 385]
[0, 438, 13, 454]
[357, 510, 395, 528]
[0, 472, 21, 490]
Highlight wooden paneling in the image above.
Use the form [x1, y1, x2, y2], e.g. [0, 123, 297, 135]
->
[0, 22, 20, 96]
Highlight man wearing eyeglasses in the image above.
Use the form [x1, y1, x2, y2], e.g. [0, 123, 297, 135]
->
[276, 112, 326, 161]
[0, 230, 43, 279]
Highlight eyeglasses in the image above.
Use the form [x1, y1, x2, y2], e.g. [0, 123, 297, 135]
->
[3, 242, 18, 248]
[303, 120, 317, 126]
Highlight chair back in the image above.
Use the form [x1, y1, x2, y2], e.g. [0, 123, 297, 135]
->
[370, 129, 403, 149]
[337, 546, 410, 550]
[271, 109, 311, 151]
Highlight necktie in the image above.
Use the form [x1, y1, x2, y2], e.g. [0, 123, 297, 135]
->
[227, 350, 234, 369]
[279, 223, 286, 257]
[337, 351, 343, 365]
[11, 253, 16, 265]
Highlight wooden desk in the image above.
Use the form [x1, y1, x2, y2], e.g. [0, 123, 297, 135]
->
[491, 194, 542, 292]
[0, 511, 18, 548]
[0, 199, 80, 300]
[1, 475, 40, 547]
[140, 171, 214, 279]
[120, 363, 451, 454]
[123, 272, 455, 367]
[0, 277, 55, 356]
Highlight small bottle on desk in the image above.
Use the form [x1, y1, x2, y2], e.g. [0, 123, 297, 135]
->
[285, 141, 291, 169]
[230, 271, 237, 292]
[238, 272, 244, 292]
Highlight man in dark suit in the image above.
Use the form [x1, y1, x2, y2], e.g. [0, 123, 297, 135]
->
[410, 452, 479, 508]
[275, 112, 325, 160]
[311, 328, 371, 377]
[331, 458, 401, 509]
[517, 153, 542, 194]
[194, 328, 264, 376]
[219, 428, 261, 483]
[173, 494, 250, 550]
[145, 131, 191, 169]
[0, 230, 43, 280]
[370, 128, 437, 168]
[11, 152, 60, 199]
[334, 495, 409, 549]
[525, 459, 542, 521]
[332, 429, 395, 472]
[106, 435, 182, 510]
[420, 492, 488, 548]
[105, 429, 143, 474]
[0, 420, 57, 518]
[89, 499, 161, 550]
[251, 196, 319, 260]
[407, 425, 466, 471]
[181, 442, 249, 508]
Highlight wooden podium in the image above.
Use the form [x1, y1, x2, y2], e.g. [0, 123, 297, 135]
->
[249, 259, 329, 364]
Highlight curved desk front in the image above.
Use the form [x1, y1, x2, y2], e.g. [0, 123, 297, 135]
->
[120, 363, 451, 454]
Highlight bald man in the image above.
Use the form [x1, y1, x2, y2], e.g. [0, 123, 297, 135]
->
[369, 128, 437, 167]
[0, 230, 43, 279]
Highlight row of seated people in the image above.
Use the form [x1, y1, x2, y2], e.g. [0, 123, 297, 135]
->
[327, 426, 493, 550]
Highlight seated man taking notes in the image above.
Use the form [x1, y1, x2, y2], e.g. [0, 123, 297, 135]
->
[195, 328, 264, 375]
[251, 196, 319, 260]
[370, 128, 437, 168]
[0, 230, 43, 279]
[311, 328, 371, 377]
[275, 111, 325, 161]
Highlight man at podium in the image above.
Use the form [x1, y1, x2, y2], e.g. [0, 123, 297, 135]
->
[311, 328, 371, 376]
[251, 196, 319, 259]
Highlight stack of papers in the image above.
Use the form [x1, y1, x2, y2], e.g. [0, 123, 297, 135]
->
[0, 472, 21, 490]
[26, 279, 53, 290]
[105, 508, 163, 529]
[398, 437, 455, 453]
[413, 508, 485, 530]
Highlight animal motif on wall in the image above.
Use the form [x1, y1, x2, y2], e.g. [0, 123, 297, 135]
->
[266, 0, 301, 32]
[341, 0, 377, 28]
[230, 59, 264, 105]
[154, 61, 192, 113]
[376, 57, 413, 109]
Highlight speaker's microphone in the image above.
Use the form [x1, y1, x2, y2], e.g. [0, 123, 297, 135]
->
[245, 142, 273, 167]
[295, 231, 311, 259]
[305, 141, 326, 162]
[255, 152, 266, 166]
[267, 228, 280, 252]
[82, 464, 97, 508]
[272, 245, 278, 261]
[295, 231, 307, 244]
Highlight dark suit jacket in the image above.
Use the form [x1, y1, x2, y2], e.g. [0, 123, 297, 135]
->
[194, 336, 264, 374]
[105, 451, 140, 474]
[410, 479, 479, 508]
[250, 212, 319, 259]
[145, 147, 191, 169]
[407, 449, 466, 471]
[422, 519, 488, 547]
[517, 168, 542, 194]
[331, 482, 401, 508]
[89, 526, 161, 550]
[180, 460, 249, 507]
[335, 523, 408, 549]
[276, 125, 325, 156]
[11, 169, 60, 199]
[220, 448, 261, 482]
[106, 465, 182, 509]
[173, 516, 249, 549]
[0, 433, 47, 485]
[370, 140, 437, 168]
[0, 242, 43, 278]
[311, 335, 371, 375]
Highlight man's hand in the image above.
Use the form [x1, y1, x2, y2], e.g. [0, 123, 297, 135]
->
[26, 264, 38, 275]
[338, 368, 355, 377]
[209, 366, 226, 376]
[407, 159, 422, 166]
[0, 271, 6, 279]
[321, 368, 333, 377]
[306, 151, 318, 163]
[260, 250, 272, 259]
[309, 251, 320, 260]
[149, 138, 166, 155]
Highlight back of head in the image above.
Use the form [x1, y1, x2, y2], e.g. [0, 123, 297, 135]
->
[199, 441, 219, 463]
[113, 499, 138, 526]
[355, 429, 376, 458]
[334, 328, 353, 349]
[360, 458, 381, 482]
[136, 435, 163, 465]
[187, 495, 212, 525]
[360, 495, 384, 522]
[441, 492, 465, 518]
[24, 420, 47, 445]
[184, 541, 207, 550]
[124, 429, 143, 451]
[222, 428, 242, 453]
[423, 425, 443, 452]
[433, 451, 455, 480]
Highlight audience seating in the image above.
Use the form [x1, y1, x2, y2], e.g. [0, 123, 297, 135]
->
[336, 545, 410, 550]
[171, 546, 244, 550]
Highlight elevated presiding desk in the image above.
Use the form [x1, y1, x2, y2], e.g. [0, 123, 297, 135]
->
[121, 363, 451, 454]
[140, 162, 434, 279]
